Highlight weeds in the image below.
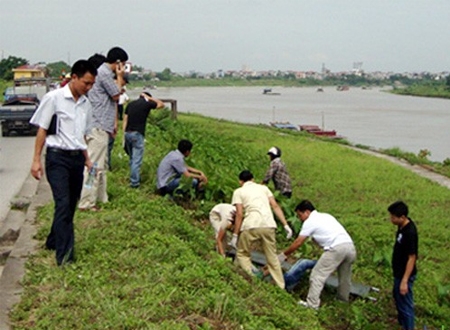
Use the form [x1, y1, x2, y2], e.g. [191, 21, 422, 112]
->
[9, 113, 450, 329]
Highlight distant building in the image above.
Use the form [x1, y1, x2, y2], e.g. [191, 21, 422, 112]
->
[12, 64, 46, 80]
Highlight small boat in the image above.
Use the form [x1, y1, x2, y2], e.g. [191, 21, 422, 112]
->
[270, 122, 298, 130]
[316, 87, 324, 92]
[336, 85, 349, 91]
[299, 125, 339, 137]
[263, 88, 281, 95]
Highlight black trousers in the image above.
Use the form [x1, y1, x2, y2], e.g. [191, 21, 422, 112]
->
[45, 148, 85, 265]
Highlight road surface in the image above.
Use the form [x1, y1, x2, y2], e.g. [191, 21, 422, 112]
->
[0, 136, 35, 225]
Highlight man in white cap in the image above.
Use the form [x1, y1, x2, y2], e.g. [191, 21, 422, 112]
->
[262, 146, 292, 198]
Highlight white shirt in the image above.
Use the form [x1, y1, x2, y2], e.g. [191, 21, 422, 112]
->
[209, 203, 235, 236]
[299, 210, 353, 250]
[30, 84, 93, 150]
[231, 181, 276, 231]
[118, 92, 129, 105]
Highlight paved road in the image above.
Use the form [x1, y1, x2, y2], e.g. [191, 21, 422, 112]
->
[0, 136, 35, 225]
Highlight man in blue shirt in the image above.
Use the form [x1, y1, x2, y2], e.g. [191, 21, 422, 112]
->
[156, 139, 207, 196]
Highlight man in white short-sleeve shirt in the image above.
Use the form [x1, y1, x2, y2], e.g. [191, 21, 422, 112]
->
[30, 59, 97, 265]
[279, 200, 356, 309]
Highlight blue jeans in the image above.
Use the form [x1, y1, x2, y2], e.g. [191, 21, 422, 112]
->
[393, 275, 416, 330]
[125, 131, 144, 187]
[160, 177, 200, 196]
[284, 259, 317, 292]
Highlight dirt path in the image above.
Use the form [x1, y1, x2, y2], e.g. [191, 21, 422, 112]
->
[347, 146, 450, 189]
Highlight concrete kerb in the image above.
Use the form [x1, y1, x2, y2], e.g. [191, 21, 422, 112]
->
[0, 174, 51, 330]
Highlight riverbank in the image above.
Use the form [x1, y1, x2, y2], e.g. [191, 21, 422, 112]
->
[5, 112, 450, 329]
[128, 85, 450, 162]
[391, 84, 450, 99]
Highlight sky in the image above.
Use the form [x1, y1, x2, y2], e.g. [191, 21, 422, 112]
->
[1, 0, 449, 73]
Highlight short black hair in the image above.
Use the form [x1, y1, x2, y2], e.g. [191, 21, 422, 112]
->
[295, 200, 315, 212]
[88, 53, 107, 69]
[71, 60, 97, 77]
[106, 47, 128, 63]
[178, 139, 193, 154]
[141, 91, 152, 98]
[239, 170, 253, 182]
[388, 201, 408, 217]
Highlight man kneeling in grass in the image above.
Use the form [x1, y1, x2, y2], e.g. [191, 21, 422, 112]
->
[156, 139, 208, 196]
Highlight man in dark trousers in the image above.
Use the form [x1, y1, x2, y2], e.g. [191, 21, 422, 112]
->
[123, 92, 164, 188]
[388, 201, 418, 330]
[30, 60, 97, 265]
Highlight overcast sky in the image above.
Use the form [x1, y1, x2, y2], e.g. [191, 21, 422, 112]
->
[1, 0, 449, 73]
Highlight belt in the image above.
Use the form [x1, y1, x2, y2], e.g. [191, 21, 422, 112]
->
[47, 147, 83, 156]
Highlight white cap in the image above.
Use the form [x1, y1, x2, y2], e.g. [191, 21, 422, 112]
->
[267, 147, 281, 157]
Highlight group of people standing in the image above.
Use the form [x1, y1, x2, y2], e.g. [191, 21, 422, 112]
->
[28, 45, 418, 330]
[29, 46, 165, 266]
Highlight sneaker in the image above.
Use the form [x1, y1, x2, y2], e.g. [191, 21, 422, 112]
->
[79, 205, 101, 212]
[297, 300, 319, 310]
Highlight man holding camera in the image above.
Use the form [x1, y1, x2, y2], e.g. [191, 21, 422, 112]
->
[78, 47, 128, 211]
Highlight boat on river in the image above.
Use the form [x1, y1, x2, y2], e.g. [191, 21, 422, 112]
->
[270, 121, 343, 138]
[270, 121, 297, 130]
[336, 85, 349, 91]
[299, 125, 338, 137]
[263, 88, 281, 95]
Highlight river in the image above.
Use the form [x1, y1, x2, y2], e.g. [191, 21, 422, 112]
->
[129, 86, 450, 162]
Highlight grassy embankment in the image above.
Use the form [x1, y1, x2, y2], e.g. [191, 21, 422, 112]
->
[391, 84, 450, 99]
[10, 111, 450, 329]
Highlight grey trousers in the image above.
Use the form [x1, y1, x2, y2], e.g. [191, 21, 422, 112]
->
[307, 242, 356, 308]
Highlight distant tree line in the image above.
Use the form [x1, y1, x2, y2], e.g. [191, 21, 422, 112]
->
[1, 54, 449, 90]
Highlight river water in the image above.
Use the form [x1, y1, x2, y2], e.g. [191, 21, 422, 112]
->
[130, 86, 450, 162]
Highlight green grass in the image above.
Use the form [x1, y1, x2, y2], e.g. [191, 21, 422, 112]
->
[391, 84, 450, 99]
[10, 111, 450, 329]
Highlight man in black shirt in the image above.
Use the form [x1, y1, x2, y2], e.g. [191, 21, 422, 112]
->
[388, 201, 418, 330]
[123, 92, 164, 188]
